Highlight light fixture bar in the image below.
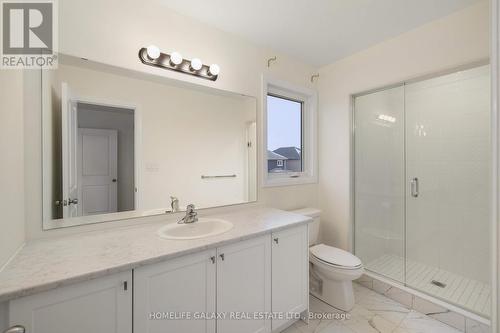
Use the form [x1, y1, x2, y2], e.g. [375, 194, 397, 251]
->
[138, 47, 219, 81]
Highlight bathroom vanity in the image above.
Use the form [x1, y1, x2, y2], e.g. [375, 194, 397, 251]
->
[0, 207, 310, 333]
[0, 46, 310, 333]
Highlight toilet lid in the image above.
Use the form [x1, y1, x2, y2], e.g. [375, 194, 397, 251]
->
[310, 244, 362, 268]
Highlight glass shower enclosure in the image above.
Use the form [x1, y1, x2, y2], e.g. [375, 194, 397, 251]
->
[353, 65, 491, 318]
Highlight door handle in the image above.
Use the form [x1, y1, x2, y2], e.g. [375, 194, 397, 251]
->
[274, 238, 279, 244]
[410, 178, 419, 198]
[112, 178, 117, 183]
[68, 198, 78, 205]
[219, 253, 225, 261]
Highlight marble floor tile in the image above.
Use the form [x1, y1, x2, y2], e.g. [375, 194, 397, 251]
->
[356, 289, 410, 325]
[465, 318, 490, 333]
[282, 284, 462, 333]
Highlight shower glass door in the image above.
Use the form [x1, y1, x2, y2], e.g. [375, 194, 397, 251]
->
[354, 85, 405, 283]
[405, 66, 491, 317]
[354, 65, 491, 318]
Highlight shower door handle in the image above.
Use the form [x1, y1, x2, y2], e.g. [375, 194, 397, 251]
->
[410, 177, 419, 198]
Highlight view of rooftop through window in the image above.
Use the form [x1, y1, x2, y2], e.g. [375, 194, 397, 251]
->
[267, 94, 303, 173]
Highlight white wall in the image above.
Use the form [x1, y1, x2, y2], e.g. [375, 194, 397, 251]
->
[23, 0, 319, 239]
[0, 70, 26, 267]
[317, 1, 489, 252]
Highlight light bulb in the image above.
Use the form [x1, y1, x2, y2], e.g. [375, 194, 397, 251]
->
[190, 58, 202, 71]
[169, 52, 183, 66]
[208, 64, 220, 76]
[146, 45, 160, 60]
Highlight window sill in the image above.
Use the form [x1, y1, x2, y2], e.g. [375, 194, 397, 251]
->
[262, 174, 318, 188]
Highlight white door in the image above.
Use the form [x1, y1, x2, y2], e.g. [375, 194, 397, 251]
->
[78, 128, 118, 216]
[61, 82, 79, 218]
[134, 249, 217, 333]
[217, 235, 271, 333]
[271, 225, 309, 331]
[9, 271, 132, 333]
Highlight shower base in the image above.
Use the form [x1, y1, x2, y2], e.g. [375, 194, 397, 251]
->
[366, 254, 491, 318]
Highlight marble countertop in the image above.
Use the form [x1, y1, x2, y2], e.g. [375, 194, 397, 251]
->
[0, 207, 311, 303]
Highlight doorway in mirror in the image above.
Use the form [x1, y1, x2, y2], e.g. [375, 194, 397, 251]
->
[58, 93, 136, 219]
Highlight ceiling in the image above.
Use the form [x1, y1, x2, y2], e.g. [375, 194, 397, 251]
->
[158, 0, 483, 67]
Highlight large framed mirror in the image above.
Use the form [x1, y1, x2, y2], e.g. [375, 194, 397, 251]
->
[42, 55, 257, 229]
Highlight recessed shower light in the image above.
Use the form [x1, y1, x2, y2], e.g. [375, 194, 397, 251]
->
[378, 114, 396, 123]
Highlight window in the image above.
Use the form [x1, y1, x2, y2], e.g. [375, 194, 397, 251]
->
[267, 94, 303, 173]
[262, 77, 317, 186]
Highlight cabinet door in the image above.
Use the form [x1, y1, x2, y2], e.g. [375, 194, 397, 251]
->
[217, 235, 271, 333]
[134, 249, 216, 333]
[271, 225, 308, 331]
[9, 271, 132, 333]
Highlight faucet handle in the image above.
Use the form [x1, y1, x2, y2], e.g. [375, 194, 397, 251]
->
[170, 196, 179, 212]
[186, 204, 195, 212]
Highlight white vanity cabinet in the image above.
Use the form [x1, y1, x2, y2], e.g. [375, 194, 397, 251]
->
[133, 235, 272, 333]
[271, 225, 309, 331]
[4, 223, 309, 333]
[216, 235, 271, 333]
[8, 271, 132, 333]
[133, 249, 217, 333]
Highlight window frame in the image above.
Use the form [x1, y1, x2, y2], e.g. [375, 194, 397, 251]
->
[261, 76, 318, 187]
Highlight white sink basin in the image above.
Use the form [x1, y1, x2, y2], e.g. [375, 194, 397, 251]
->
[158, 218, 233, 240]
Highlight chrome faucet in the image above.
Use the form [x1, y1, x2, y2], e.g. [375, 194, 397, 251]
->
[170, 196, 180, 213]
[179, 204, 198, 224]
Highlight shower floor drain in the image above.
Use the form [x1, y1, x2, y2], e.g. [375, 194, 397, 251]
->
[431, 280, 447, 288]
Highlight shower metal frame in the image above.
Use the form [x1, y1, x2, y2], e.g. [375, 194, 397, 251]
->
[349, 59, 490, 316]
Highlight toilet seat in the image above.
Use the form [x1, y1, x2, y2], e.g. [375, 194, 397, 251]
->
[310, 244, 362, 270]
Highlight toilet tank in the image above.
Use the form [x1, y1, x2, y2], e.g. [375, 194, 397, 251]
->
[290, 208, 322, 245]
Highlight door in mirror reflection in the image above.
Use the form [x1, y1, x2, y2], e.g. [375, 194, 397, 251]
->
[58, 83, 136, 219]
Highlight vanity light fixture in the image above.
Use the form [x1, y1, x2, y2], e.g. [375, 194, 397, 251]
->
[138, 47, 219, 81]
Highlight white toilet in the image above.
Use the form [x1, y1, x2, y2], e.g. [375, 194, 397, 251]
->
[291, 208, 364, 311]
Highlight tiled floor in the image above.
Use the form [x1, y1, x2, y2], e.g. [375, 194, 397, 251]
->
[282, 283, 463, 333]
[366, 254, 491, 317]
